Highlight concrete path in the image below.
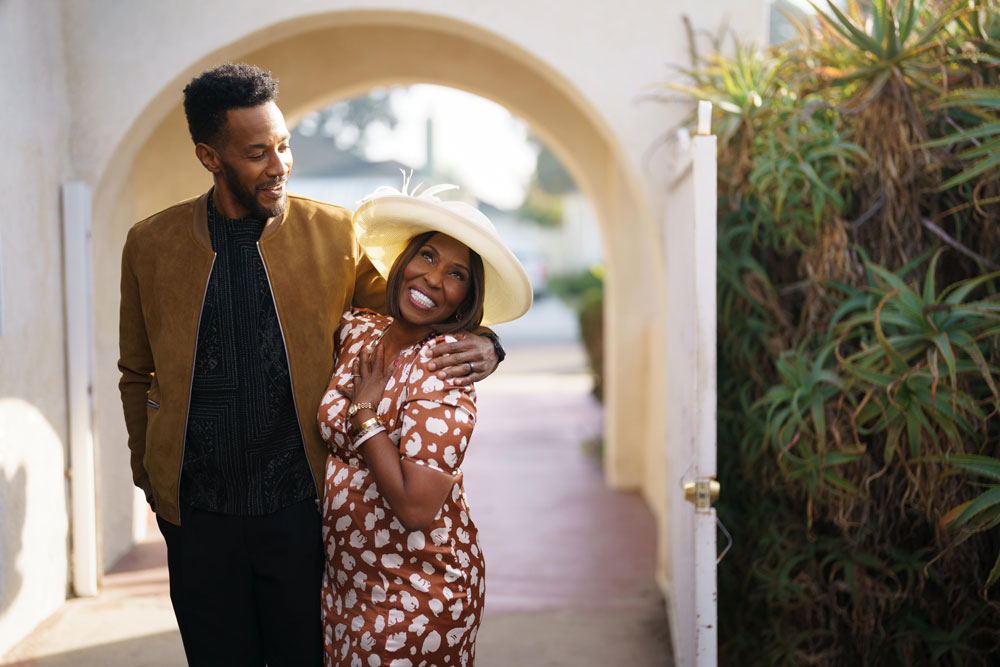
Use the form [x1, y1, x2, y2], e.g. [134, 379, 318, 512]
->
[471, 343, 672, 666]
[3, 338, 672, 666]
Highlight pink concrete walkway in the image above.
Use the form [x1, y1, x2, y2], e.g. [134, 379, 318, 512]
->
[470, 353, 672, 666]
[3, 343, 671, 666]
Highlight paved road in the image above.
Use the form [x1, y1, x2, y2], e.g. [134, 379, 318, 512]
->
[4, 320, 671, 666]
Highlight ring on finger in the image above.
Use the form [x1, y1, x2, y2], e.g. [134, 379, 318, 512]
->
[466, 362, 474, 375]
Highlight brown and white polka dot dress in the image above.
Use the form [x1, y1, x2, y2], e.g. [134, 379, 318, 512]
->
[318, 310, 484, 667]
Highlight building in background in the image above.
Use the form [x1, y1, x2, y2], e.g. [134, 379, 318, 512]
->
[289, 94, 604, 297]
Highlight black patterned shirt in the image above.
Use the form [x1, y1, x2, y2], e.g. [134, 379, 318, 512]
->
[180, 195, 316, 515]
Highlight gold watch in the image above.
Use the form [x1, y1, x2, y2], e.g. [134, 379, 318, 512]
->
[348, 402, 373, 419]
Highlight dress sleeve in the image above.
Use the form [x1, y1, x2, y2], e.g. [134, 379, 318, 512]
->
[397, 336, 477, 475]
[318, 310, 381, 448]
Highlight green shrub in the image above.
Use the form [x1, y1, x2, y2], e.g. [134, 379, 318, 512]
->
[659, 1, 1000, 663]
[550, 266, 604, 400]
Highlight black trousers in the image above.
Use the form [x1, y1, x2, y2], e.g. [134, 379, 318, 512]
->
[156, 498, 323, 667]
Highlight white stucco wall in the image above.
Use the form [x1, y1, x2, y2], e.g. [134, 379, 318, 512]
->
[0, 0, 72, 656]
[2, 0, 767, 662]
[62, 0, 767, 213]
[65, 0, 764, 558]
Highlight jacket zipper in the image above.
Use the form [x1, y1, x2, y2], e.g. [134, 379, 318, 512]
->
[177, 254, 216, 522]
[257, 242, 320, 499]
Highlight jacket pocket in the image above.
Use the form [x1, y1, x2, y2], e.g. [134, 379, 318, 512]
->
[146, 379, 161, 410]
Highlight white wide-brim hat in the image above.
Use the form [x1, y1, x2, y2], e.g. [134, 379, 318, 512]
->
[353, 180, 533, 325]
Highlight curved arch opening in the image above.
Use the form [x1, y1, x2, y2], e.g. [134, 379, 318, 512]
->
[89, 12, 667, 629]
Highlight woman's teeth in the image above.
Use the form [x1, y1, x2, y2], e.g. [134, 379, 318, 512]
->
[410, 288, 436, 308]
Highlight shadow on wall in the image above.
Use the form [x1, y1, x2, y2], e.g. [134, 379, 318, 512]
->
[0, 464, 26, 618]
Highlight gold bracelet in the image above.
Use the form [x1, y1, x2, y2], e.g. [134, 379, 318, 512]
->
[353, 425, 386, 448]
[352, 416, 380, 438]
[352, 422, 383, 445]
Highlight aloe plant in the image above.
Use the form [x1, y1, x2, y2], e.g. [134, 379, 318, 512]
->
[940, 454, 1000, 587]
[808, 0, 965, 97]
[748, 110, 867, 250]
[758, 344, 865, 496]
[952, 0, 1000, 67]
[927, 88, 1000, 192]
[837, 253, 1000, 460]
[660, 2, 1000, 662]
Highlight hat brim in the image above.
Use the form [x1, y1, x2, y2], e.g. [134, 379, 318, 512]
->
[353, 196, 533, 325]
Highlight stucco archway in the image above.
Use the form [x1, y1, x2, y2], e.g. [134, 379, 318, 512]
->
[90, 9, 666, 590]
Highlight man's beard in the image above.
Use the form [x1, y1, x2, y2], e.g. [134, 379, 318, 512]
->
[221, 161, 287, 220]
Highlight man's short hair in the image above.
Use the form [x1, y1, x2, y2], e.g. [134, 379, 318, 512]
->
[183, 63, 279, 148]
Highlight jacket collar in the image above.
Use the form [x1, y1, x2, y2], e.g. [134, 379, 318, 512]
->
[191, 188, 288, 251]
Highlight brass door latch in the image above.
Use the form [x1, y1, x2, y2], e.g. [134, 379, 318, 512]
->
[683, 478, 720, 510]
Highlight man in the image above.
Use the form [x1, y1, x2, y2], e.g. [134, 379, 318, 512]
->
[118, 63, 502, 666]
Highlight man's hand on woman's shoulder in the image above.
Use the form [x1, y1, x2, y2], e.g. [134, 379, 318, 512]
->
[425, 332, 499, 385]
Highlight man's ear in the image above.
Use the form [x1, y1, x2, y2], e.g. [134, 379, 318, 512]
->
[195, 143, 223, 174]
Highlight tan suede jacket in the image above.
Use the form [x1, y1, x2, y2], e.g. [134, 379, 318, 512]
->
[118, 191, 386, 525]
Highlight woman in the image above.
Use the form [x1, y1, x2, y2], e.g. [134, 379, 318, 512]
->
[317, 182, 532, 666]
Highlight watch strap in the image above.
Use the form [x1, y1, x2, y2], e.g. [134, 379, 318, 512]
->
[348, 401, 373, 418]
[482, 332, 506, 364]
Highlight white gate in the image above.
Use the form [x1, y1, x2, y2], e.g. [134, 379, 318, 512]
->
[663, 102, 723, 666]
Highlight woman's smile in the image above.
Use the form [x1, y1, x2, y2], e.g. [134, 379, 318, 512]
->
[397, 233, 472, 327]
[407, 287, 438, 310]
